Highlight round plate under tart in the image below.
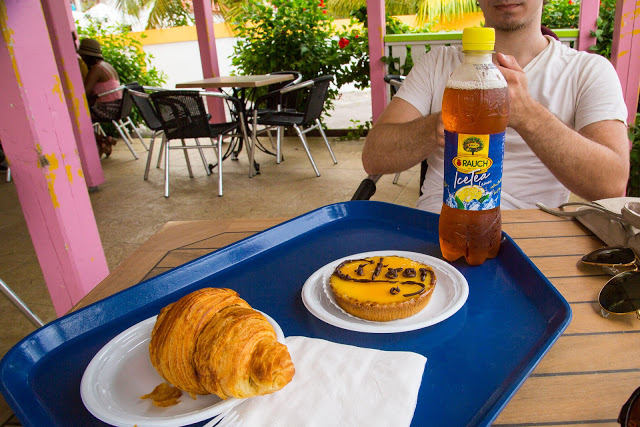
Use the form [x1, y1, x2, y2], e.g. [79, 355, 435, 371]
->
[301, 250, 469, 333]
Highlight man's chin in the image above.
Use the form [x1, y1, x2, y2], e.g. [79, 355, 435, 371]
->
[492, 21, 528, 32]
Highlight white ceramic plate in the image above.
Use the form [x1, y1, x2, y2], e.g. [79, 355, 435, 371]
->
[80, 311, 285, 427]
[301, 250, 469, 333]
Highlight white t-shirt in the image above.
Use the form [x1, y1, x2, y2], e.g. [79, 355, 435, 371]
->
[395, 36, 628, 213]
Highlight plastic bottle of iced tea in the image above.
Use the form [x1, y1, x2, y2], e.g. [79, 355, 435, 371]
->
[439, 27, 510, 265]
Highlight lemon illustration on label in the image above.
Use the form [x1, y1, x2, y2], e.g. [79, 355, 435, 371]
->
[454, 185, 489, 209]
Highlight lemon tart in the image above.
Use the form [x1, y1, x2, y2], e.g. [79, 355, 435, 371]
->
[329, 255, 436, 321]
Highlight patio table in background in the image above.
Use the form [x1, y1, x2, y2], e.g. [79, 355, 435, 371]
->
[175, 74, 295, 174]
[176, 74, 294, 111]
[72, 207, 640, 425]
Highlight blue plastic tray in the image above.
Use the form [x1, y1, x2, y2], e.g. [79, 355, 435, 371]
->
[0, 201, 571, 426]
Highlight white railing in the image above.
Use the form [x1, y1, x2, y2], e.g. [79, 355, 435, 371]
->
[384, 29, 580, 74]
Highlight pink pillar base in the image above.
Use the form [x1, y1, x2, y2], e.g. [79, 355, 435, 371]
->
[42, 0, 105, 188]
[0, 0, 109, 315]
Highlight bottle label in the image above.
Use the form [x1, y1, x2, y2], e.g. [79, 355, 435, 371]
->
[443, 130, 505, 211]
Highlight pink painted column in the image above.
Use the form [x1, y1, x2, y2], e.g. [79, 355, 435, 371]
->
[0, 0, 109, 316]
[41, 0, 105, 188]
[576, 0, 599, 52]
[367, 0, 388, 123]
[611, 0, 640, 125]
[192, 0, 226, 121]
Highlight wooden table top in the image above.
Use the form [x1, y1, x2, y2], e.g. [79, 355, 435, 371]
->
[175, 74, 294, 89]
[75, 209, 640, 425]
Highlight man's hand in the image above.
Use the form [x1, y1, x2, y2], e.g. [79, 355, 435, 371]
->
[496, 53, 537, 131]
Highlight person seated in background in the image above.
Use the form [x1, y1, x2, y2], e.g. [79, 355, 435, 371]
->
[77, 38, 120, 158]
[362, 0, 630, 214]
[72, 32, 88, 81]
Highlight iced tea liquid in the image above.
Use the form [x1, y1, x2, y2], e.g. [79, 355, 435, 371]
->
[439, 74, 510, 265]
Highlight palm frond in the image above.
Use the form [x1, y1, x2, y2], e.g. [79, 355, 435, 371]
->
[327, 0, 478, 25]
[416, 0, 479, 26]
[145, 0, 178, 29]
[215, 0, 247, 25]
[114, 0, 152, 17]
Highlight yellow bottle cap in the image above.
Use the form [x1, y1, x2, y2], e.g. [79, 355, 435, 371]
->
[462, 27, 495, 51]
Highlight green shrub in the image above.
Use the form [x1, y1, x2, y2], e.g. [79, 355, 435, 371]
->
[77, 19, 166, 128]
[541, 0, 581, 28]
[77, 19, 166, 90]
[589, 0, 616, 59]
[147, 0, 195, 29]
[231, 0, 369, 109]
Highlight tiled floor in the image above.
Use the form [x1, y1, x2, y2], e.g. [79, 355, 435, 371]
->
[0, 134, 420, 424]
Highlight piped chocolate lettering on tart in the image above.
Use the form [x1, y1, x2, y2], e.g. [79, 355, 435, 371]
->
[332, 257, 430, 297]
[403, 268, 416, 278]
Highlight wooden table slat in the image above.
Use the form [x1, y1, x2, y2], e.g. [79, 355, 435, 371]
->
[534, 333, 640, 374]
[512, 235, 603, 257]
[565, 303, 640, 334]
[549, 275, 611, 302]
[494, 372, 637, 425]
[503, 219, 592, 238]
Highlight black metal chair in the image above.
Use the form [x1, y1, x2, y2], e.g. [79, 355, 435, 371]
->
[262, 71, 303, 112]
[149, 90, 250, 197]
[125, 83, 167, 181]
[384, 74, 405, 96]
[250, 75, 337, 177]
[91, 85, 149, 160]
[252, 71, 304, 157]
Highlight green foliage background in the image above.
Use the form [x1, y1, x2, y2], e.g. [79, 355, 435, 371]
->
[541, 0, 581, 28]
[76, 19, 166, 129]
[77, 20, 166, 90]
[231, 0, 369, 110]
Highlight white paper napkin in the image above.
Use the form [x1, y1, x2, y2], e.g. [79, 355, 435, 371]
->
[218, 336, 427, 427]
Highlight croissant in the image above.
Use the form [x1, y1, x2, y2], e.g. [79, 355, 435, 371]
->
[149, 288, 251, 395]
[148, 288, 295, 400]
[194, 305, 295, 399]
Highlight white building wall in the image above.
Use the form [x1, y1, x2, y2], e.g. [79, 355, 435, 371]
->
[143, 38, 240, 89]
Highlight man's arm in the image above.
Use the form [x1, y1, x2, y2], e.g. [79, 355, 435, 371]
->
[362, 97, 444, 176]
[497, 53, 630, 200]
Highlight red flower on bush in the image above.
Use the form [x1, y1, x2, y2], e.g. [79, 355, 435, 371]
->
[568, 0, 573, 4]
[339, 37, 349, 48]
[322, 9, 327, 13]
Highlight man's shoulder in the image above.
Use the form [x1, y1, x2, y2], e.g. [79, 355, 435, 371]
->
[427, 45, 463, 60]
[413, 45, 462, 74]
[548, 38, 611, 68]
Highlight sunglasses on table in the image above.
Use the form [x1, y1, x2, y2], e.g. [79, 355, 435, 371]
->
[619, 385, 640, 427]
[581, 246, 640, 319]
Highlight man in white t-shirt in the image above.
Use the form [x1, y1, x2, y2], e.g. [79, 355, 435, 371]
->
[362, 0, 630, 213]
